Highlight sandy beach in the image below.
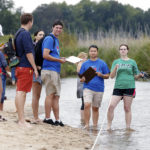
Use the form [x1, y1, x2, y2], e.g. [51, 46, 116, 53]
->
[0, 100, 94, 150]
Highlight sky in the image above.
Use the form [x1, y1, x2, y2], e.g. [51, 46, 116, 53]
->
[13, 0, 150, 12]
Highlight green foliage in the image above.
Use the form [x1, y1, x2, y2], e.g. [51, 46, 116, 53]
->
[1, 0, 150, 77]
[31, 0, 150, 35]
[0, 34, 12, 43]
[1, 0, 150, 35]
[132, 43, 150, 72]
[0, 0, 21, 34]
[1, 33, 150, 77]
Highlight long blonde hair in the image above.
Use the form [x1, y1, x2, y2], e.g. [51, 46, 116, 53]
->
[78, 52, 88, 59]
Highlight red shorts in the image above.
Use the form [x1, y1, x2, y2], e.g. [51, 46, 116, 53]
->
[15, 67, 33, 93]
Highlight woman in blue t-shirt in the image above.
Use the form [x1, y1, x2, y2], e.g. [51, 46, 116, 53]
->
[76, 52, 88, 123]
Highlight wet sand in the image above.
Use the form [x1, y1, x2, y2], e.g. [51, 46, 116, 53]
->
[0, 100, 94, 150]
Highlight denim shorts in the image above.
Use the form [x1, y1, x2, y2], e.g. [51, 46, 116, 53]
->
[33, 73, 42, 84]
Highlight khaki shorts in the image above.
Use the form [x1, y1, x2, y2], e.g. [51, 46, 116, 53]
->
[41, 70, 61, 96]
[83, 88, 103, 108]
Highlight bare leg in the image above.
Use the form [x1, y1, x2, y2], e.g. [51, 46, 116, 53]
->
[81, 110, 84, 122]
[84, 102, 91, 128]
[123, 96, 133, 129]
[45, 94, 54, 119]
[32, 82, 42, 121]
[52, 95, 59, 120]
[80, 97, 84, 122]
[0, 103, 3, 111]
[92, 106, 99, 127]
[107, 96, 122, 130]
[15, 91, 30, 127]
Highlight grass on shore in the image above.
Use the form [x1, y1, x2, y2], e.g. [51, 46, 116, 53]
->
[1, 31, 150, 77]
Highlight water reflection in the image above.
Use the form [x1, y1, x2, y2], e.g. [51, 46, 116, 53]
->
[93, 129, 138, 150]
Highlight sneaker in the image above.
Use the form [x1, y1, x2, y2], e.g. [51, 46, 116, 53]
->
[43, 119, 55, 125]
[55, 121, 64, 127]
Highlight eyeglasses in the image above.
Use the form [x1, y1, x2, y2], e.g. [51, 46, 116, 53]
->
[120, 49, 127, 50]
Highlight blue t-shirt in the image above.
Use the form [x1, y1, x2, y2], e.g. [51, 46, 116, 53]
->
[42, 34, 61, 73]
[15, 28, 34, 68]
[80, 58, 110, 92]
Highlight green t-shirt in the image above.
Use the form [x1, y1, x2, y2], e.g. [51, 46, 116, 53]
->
[111, 58, 140, 89]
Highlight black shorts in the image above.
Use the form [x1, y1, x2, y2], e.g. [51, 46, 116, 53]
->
[113, 89, 136, 98]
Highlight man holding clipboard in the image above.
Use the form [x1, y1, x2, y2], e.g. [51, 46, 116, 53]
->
[80, 45, 110, 129]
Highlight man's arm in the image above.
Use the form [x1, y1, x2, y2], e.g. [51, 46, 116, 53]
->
[26, 53, 38, 78]
[96, 72, 110, 79]
[43, 48, 66, 63]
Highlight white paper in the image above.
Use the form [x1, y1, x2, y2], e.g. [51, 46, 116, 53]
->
[66, 56, 82, 64]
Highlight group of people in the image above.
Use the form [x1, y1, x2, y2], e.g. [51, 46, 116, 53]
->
[77, 45, 143, 130]
[0, 13, 65, 127]
[14, 13, 66, 127]
[0, 13, 144, 130]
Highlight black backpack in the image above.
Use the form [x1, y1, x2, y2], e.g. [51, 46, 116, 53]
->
[4, 28, 25, 67]
[34, 34, 55, 67]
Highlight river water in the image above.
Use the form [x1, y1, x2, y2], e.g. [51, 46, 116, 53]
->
[5, 78, 150, 150]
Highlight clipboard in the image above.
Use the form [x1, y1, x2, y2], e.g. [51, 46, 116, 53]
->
[79, 67, 96, 83]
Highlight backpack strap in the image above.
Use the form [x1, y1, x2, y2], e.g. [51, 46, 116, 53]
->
[49, 33, 56, 49]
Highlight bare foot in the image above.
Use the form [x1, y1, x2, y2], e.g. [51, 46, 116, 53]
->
[92, 125, 98, 131]
[126, 128, 135, 132]
[107, 127, 112, 132]
[18, 121, 32, 128]
[83, 125, 89, 130]
[32, 118, 42, 124]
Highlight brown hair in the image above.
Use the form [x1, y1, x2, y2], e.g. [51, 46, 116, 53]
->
[20, 13, 33, 25]
[89, 45, 98, 51]
[119, 44, 129, 50]
[52, 20, 63, 28]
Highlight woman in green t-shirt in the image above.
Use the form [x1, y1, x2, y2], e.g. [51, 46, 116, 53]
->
[107, 44, 143, 131]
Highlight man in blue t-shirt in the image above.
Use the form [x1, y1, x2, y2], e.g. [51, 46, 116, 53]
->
[15, 13, 38, 128]
[80, 45, 110, 129]
[41, 20, 66, 126]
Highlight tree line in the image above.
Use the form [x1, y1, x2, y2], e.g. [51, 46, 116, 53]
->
[1, 0, 150, 36]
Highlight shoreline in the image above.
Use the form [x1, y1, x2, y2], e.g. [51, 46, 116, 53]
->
[0, 100, 94, 150]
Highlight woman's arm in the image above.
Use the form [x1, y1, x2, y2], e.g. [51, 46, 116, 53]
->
[110, 64, 119, 79]
[77, 61, 83, 73]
